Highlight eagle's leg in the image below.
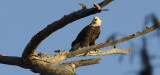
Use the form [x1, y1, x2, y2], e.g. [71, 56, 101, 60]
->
[89, 41, 99, 52]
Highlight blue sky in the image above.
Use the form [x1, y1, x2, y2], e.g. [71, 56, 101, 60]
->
[0, 0, 160, 75]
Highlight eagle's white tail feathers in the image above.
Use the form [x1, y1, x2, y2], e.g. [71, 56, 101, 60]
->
[69, 43, 81, 52]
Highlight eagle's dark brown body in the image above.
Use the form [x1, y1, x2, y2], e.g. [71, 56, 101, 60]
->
[69, 16, 101, 52]
[72, 25, 100, 48]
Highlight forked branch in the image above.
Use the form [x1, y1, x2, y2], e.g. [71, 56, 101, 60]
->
[60, 58, 101, 72]
[32, 46, 130, 65]
[75, 46, 132, 56]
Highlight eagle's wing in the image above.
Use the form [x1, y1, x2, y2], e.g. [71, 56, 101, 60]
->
[89, 31, 100, 46]
[81, 25, 95, 47]
[71, 25, 90, 47]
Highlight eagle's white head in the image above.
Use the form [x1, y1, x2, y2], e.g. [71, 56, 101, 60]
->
[91, 16, 102, 26]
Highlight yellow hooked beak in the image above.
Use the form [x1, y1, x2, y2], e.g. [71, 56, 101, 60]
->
[94, 17, 98, 22]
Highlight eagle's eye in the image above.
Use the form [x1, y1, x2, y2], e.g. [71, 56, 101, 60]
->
[94, 19, 97, 21]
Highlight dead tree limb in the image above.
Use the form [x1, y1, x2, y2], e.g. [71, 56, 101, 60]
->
[75, 46, 132, 56]
[34, 46, 130, 65]
[59, 58, 101, 73]
[0, 55, 23, 67]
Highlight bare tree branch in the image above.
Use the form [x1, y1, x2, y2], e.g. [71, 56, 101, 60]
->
[0, 55, 76, 75]
[75, 46, 131, 56]
[93, 2, 102, 10]
[28, 59, 75, 75]
[27, 58, 101, 75]
[78, 3, 86, 9]
[98, 0, 113, 8]
[0, 55, 25, 68]
[60, 58, 101, 72]
[33, 47, 130, 65]
[37, 51, 67, 64]
[22, 1, 113, 59]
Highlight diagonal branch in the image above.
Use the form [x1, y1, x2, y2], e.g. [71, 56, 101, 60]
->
[22, 0, 113, 59]
[75, 46, 132, 56]
[62, 58, 101, 68]
[60, 58, 101, 72]
[67, 21, 160, 58]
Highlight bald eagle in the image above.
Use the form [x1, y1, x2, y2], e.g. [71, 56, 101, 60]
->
[70, 16, 102, 51]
